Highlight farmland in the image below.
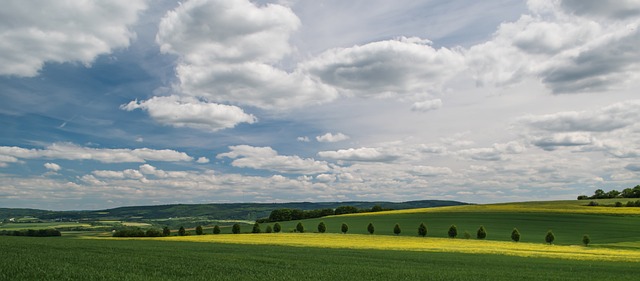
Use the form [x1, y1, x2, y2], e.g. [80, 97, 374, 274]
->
[2, 199, 640, 280]
[2, 236, 639, 281]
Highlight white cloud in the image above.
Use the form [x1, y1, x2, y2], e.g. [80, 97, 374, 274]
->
[318, 147, 399, 162]
[121, 95, 256, 132]
[532, 132, 593, 151]
[316, 132, 350, 143]
[297, 136, 310, 142]
[196, 157, 210, 164]
[409, 166, 453, 177]
[157, 0, 338, 109]
[0, 0, 147, 77]
[217, 145, 331, 174]
[43, 163, 61, 172]
[303, 37, 465, 98]
[0, 143, 193, 164]
[519, 100, 640, 132]
[467, 0, 640, 94]
[411, 99, 443, 112]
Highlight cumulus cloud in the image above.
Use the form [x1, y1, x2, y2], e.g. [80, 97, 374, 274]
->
[408, 166, 453, 177]
[467, 0, 640, 93]
[121, 95, 256, 132]
[196, 157, 210, 164]
[519, 100, 640, 132]
[532, 132, 593, 151]
[457, 141, 526, 161]
[411, 99, 443, 112]
[44, 163, 61, 172]
[0, 143, 193, 164]
[217, 145, 331, 174]
[318, 147, 399, 162]
[157, 0, 337, 109]
[297, 136, 310, 142]
[303, 37, 465, 98]
[0, 0, 147, 77]
[316, 132, 350, 143]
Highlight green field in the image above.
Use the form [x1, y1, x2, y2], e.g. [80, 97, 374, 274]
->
[0, 222, 91, 230]
[1, 236, 638, 281]
[2, 199, 640, 280]
[266, 199, 640, 247]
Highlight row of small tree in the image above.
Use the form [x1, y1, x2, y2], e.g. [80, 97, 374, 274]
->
[0, 228, 61, 237]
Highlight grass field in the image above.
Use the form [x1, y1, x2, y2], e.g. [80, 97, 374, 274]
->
[2, 236, 639, 281]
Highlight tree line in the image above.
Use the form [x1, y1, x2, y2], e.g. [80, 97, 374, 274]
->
[261, 205, 390, 223]
[578, 185, 640, 200]
[0, 229, 61, 237]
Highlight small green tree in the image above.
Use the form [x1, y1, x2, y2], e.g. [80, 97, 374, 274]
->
[213, 225, 220, 234]
[393, 224, 401, 235]
[252, 222, 261, 233]
[317, 222, 326, 233]
[232, 223, 241, 234]
[448, 225, 457, 238]
[477, 226, 487, 239]
[178, 226, 186, 236]
[418, 223, 427, 237]
[463, 231, 471, 239]
[195, 225, 203, 235]
[545, 230, 555, 244]
[367, 223, 375, 234]
[615, 201, 623, 207]
[162, 226, 171, 236]
[582, 234, 590, 246]
[341, 223, 349, 234]
[273, 223, 281, 233]
[511, 228, 520, 242]
[296, 222, 304, 233]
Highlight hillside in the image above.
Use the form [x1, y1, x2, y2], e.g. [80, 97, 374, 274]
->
[269, 199, 640, 246]
[0, 200, 465, 221]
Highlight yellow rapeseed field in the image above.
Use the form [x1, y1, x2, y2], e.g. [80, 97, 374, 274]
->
[342, 200, 640, 216]
[134, 233, 640, 262]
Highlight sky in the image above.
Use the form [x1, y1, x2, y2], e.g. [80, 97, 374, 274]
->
[1, 0, 640, 210]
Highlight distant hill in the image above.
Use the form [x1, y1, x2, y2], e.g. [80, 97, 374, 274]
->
[0, 200, 466, 221]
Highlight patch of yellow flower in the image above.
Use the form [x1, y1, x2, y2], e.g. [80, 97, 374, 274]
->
[343, 200, 640, 217]
[151, 233, 640, 262]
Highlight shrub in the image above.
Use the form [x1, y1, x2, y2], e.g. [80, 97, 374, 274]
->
[341, 223, 349, 234]
[463, 231, 471, 239]
[545, 230, 555, 244]
[582, 234, 590, 246]
[273, 223, 281, 233]
[393, 224, 401, 235]
[296, 222, 304, 233]
[265, 225, 273, 233]
[448, 225, 457, 238]
[178, 226, 186, 236]
[232, 224, 241, 234]
[252, 223, 261, 234]
[162, 226, 171, 236]
[511, 228, 520, 242]
[418, 223, 427, 237]
[615, 201, 623, 207]
[367, 223, 375, 234]
[195, 225, 203, 235]
[587, 201, 599, 206]
[213, 225, 220, 234]
[577, 195, 589, 200]
[145, 229, 162, 237]
[317, 222, 326, 233]
[477, 226, 487, 239]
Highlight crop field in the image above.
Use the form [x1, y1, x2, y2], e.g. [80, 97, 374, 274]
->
[269, 200, 640, 246]
[2, 236, 639, 281]
[0, 222, 91, 230]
